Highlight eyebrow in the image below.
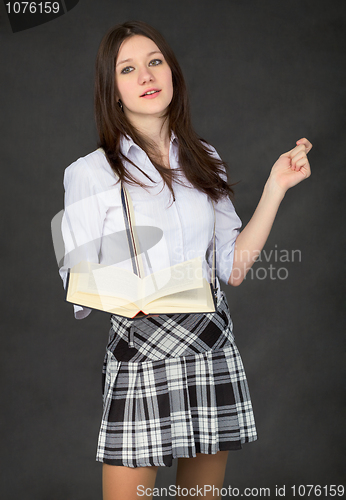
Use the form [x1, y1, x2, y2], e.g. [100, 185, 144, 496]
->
[116, 50, 163, 67]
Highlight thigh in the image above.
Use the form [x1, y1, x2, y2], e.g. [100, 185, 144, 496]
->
[176, 451, 229, 500]
[102, 463, 159, 500]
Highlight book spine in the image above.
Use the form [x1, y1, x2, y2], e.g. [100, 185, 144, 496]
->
[65, 268, 71, 302]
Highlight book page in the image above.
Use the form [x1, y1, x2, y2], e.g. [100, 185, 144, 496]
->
[68, 258, 208, 314]
[91, 263, 142, 304]
[67, 287, 140, 317]
[142, 257, 204, 305]
[142, 278, 215, 314]
[69, 261, 142, 305]
[68, 261, 93, 295]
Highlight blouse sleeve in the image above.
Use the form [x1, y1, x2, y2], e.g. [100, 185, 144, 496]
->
[59, 157, 108, 319]
[214, 195, 242, 284]
[207, 144, 242, 284]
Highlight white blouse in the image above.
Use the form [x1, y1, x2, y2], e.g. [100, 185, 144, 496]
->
[59, 133, 242, 319]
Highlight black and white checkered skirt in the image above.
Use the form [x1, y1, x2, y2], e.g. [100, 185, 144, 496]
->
[96, 291, 257, 468]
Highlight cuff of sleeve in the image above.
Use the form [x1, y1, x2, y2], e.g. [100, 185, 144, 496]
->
[73, 304, 92, 320]
[217, 242, 236, 285]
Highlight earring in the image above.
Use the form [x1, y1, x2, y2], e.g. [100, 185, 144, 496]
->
[117, 99, 123, 111]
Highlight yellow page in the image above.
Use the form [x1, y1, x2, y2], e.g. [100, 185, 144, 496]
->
[143, 278, 215, 314]
[69, 261, 142, 306]
[90, 262, 142, 306]
[141, 257, 204, 306]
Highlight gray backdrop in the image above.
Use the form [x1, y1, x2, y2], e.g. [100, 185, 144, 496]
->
[1, 0, 345, 498]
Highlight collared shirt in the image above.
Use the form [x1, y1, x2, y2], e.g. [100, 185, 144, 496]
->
[59, 133, 242, 319]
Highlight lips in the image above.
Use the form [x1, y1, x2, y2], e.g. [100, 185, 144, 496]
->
[140, 88, 161, 97]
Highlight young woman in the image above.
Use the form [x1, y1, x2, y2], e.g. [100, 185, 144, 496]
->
[60, 21, 312, 500]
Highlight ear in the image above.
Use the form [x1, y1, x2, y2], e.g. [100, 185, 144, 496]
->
[115, 90, 122, 107]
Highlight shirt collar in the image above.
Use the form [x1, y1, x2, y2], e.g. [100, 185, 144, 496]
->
[120, 131, 178, 157]
[119, 134, 135, 157]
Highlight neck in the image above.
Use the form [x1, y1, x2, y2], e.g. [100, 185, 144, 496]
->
[125, 112, 171, 157]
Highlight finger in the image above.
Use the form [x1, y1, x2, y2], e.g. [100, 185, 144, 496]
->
[291, 150, 307, 169]
[296, 138, 313, 152]
[282, 138, 312, 157]
[282, 143, 307, 158]
[292, 157, 311, 177]
[293, 157, 309, 171]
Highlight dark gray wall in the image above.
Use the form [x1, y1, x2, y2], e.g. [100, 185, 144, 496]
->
[1, 0, 345, 498]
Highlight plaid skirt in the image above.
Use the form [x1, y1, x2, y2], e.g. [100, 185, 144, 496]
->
[96, 291, 257, 468]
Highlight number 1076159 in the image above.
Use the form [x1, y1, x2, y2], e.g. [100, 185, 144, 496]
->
[5, 2, 60, 14]
[291, 485, 344, 497]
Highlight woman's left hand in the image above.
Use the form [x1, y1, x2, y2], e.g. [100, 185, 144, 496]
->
[268, 138, 312, 194]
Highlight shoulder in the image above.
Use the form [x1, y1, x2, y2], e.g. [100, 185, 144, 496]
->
[199, 140, 227, 181]
[63, 149, 118, 193]
[199, 139, 223, 162]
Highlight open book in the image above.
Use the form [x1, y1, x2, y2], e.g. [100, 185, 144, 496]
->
[66, 256, 216, 318]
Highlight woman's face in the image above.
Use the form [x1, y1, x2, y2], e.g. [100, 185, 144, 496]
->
[115, 35, 173, 124]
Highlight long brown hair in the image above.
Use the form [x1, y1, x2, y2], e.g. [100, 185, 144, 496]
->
[94, 20, 235, 202]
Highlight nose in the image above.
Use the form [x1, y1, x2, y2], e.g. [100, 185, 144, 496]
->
[138, 64, 154, 85]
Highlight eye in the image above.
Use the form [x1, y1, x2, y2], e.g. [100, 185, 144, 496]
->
[120, 66, 134, 74]
[149, 59, 162, 66]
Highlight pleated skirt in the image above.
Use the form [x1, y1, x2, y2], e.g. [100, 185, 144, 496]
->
[96, 291, 257, 468]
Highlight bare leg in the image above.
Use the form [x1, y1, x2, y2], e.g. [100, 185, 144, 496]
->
[176, 451, 229, 500]
[102, 463, 159, 500]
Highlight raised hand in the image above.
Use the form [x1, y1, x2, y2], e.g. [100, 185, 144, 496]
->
[268, 138, 312, 194]
[229, 137, 312, 285]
